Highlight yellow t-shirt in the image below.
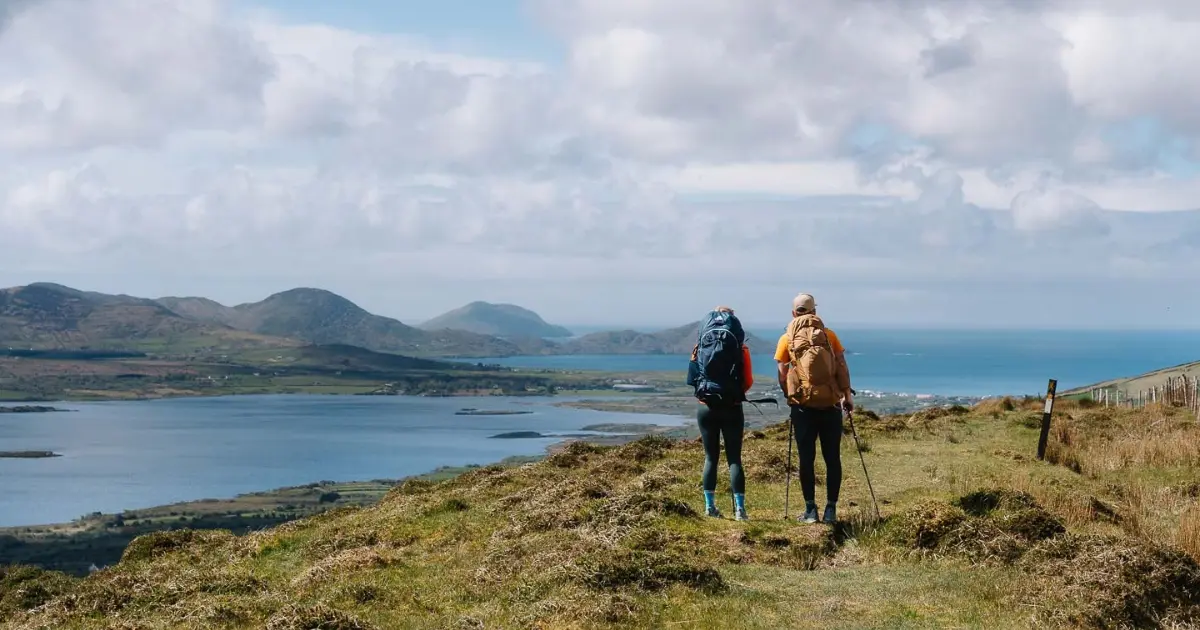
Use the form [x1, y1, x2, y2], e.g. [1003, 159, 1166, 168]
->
[774, 328, 844, 363]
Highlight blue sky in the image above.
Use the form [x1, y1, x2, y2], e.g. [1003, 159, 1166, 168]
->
[1103, 117, 1200, 177]
[238, 0, 562, 60]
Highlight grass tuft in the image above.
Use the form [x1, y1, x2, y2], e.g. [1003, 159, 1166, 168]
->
[1018, 534, 1200, 628]
[616, 434, 675, 463]
[576, 549, 725, 593]
[0, 565, 77, 623]
[885, 490, 1066, 564]
[265, 603, 377, 630]
[120, 528, 236, 563]
[547, 440, 609, 468]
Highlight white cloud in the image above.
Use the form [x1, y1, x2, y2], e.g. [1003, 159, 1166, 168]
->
[0, 0, 272, 151]
[1, 0, 1200, 327]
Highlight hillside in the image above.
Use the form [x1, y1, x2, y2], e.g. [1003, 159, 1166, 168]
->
[155, 296, 242, 328]
[1065, 359, 1200, 399]
[10, 282, 774, 360]
[559, 321, 771, 355]
[419, 301, 573, 338]
[0, 283, 286, 353]
[4, 398, 1199, 628]
[158, 291, 768, 358]
[158, 289, 555, 358]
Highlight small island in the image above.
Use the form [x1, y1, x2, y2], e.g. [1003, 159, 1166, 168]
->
[0, 405, 68, 413]
[489, 431, 547, 439]
[0, 451, 62, 458]
[455, 408, 534, 416]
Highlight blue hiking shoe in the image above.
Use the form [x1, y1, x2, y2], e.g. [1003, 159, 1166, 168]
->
[823, 503, 837, 524]
[800, 504, 819, 524]
[706, 505, 723, 519]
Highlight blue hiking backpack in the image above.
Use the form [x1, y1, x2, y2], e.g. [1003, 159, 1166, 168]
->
[686, 310, 747, 406]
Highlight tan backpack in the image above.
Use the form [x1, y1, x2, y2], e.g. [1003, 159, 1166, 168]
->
[784, 314, 849, 408]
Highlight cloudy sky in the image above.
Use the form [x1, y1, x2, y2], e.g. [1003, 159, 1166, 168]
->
[2, 0, 1198, 329]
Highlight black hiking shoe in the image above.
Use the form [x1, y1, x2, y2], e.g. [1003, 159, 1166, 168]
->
[823, 503, 837, 523]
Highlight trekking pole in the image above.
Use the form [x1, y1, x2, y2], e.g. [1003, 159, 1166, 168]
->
[746, 397, 780, 410]
[845, 409, 880, 521]
[784, 415, 793, 520]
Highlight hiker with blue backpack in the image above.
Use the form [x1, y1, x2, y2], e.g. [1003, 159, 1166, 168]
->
[687, 306, 755, 521]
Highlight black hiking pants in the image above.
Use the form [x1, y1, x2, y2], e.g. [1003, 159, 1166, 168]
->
[790, 404, 843, 505]
[697, 402, 746, 494]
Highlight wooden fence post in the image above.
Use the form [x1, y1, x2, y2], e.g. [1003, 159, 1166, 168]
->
[1037, 379, 1058, 461]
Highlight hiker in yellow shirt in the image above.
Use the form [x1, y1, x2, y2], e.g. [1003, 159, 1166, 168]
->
[775, 293, 853, 524]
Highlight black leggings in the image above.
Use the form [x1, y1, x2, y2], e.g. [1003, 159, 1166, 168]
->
[790, 405, 843, 504]
[697, 403, 746, 494]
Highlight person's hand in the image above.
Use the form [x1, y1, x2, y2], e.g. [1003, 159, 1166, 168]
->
[841, 393, 854, 413]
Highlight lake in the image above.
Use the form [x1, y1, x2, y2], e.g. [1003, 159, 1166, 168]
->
[0, 394, 686, 528]
[472, 329, 1200, 397]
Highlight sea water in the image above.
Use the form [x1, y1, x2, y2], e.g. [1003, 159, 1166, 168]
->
[475, 329, 1200, 397]
[0, 394, 685, 527]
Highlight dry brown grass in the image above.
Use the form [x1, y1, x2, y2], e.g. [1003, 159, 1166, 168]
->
[1179, 505, 1200, 563]
[1001, 469, 1122, 529]
[290, 546, 400, 590]
[1042, 404, 1200, 477]
[1039, 402, 1200, 571]
[880, 489, 1067, 565]
[0, 566, 77, 624]
[264, 603, 376, 630]
[1017, 534, 1200, 629]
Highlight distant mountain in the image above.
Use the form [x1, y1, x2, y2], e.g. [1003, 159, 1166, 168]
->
[2, 282, 771, 360]
[558, 321, 771, 355]
[156, 296, 242, 328]
[157, 289, 556, 358]
[420, 301, 573, 338]
[0, 283, 285, 352]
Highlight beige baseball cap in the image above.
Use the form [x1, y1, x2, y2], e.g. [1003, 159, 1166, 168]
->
[792, 293, 816, 313]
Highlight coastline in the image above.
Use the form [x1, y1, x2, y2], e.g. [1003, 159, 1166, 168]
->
[0, 394, 692, 574]
[0, 455, 544, 575]
[1, 377, 987, 575]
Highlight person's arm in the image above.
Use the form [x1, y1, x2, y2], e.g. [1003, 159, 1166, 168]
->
[774, 334, 789, 393]
[829, 330, 853, 411]
[741, 345, 754, 392]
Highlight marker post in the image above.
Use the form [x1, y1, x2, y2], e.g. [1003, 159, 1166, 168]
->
[1036, 378, 1057, 460]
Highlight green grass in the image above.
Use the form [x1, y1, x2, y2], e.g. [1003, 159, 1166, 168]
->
[0, 391, 37, 402]
[3, 399, 1200, 629]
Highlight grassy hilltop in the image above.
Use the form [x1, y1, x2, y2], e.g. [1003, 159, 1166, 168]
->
[3, 398, 1199, 629]
[418, 302, 574, 339]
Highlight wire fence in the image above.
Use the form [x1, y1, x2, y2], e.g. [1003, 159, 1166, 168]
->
[1089, 374, 1200, 416]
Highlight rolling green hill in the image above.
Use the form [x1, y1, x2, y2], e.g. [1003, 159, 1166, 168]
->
[419, 301, 573, 338]
[158, 289, 558, 358]
[0, 283, 290, 354]
[4, 282, 770, 360]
